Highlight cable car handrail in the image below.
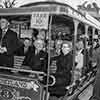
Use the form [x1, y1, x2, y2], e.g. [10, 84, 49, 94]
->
[0, 66, 56, 86]
[0, 66, 44, 74]
[64, 76, 95, 100]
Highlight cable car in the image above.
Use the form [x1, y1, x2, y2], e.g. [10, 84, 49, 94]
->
[0, 1, 100, 100]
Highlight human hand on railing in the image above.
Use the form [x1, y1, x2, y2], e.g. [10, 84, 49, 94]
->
[79, 76, 86, 86]
[66, 82, 76, 95]
[66, 82, 75, 90]
[66, 79, 81, 95]
[29, 73, 37, 78]
[0, 47, 7, 53]
[38, 75, 44, 81]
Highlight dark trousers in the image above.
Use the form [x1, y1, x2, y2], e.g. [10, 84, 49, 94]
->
[49, 73, 71, 98]
[0, 54, 14, 67]
[0, 54, 14, 74]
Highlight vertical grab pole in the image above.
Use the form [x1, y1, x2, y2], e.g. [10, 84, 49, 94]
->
[18, 24, 21, 38]
[71, 19, 79, 83]
[92, 28, 95, 56]
[45, 15, 52, 100]
[83, 25, 89, 72]
[84, 25, 89, 49]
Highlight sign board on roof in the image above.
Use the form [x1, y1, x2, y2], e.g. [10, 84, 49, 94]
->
[31, 12, 49, 29]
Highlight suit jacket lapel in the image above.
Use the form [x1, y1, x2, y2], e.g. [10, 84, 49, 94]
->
[0, 29, 2, 42]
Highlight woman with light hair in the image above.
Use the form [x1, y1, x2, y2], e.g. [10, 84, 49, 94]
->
[23, 39, 48, 72]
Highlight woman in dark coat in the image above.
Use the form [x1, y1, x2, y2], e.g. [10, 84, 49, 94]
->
[49, 41, 73, 98]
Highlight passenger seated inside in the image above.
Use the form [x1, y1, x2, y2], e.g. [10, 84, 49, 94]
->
[37, 29, 45, 39]
[14, 37, 35, 70]
[49, 41, 73, 98]
[15, 37, 34, 56]
[88, 39, 99, 72]
[23, 39, 48, 72]
[74, 40, 84, 82]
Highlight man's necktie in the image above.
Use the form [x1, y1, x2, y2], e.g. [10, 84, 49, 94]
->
[2, 30, 6, 38]
[0, 30, 6, 46]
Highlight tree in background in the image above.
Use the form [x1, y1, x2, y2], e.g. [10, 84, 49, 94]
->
[77, 1, 99, 13]
[0, 0, 17, 8]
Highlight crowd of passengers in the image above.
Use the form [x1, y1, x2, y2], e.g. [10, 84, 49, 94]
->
[0, 18, 99, 99]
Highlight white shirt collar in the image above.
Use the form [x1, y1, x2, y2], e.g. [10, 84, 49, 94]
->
[2, 28, 8, 32]
[77, 49, 83, 55]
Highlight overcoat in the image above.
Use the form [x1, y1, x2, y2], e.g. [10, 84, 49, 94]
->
[49, 52, 73, 97]
[0, 29, 22, 67]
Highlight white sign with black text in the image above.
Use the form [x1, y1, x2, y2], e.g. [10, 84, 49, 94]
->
[31, 12, 49, 29]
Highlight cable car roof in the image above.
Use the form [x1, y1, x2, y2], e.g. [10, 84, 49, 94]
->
[0, 1, 100, 30]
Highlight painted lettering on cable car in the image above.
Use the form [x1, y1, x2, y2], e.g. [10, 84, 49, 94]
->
[60, 6, 68, 14]
[0, 88, 14, 99]
[0, 78, 39, 92]
[0, 87, 32, 100]
[31, 5, 57, 12]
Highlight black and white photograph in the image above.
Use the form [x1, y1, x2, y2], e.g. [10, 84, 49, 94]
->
[0, 0, 100, 100]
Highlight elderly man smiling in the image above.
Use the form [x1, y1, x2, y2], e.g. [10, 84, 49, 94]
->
[0, 18, 22, 67]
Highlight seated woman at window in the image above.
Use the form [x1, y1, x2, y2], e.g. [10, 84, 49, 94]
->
[49, 41, 73, 98]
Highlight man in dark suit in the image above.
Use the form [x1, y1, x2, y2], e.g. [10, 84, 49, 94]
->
[0, 18, 22, 67]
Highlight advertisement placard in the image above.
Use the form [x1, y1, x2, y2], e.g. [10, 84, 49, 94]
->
[31, 12, 49, 29]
